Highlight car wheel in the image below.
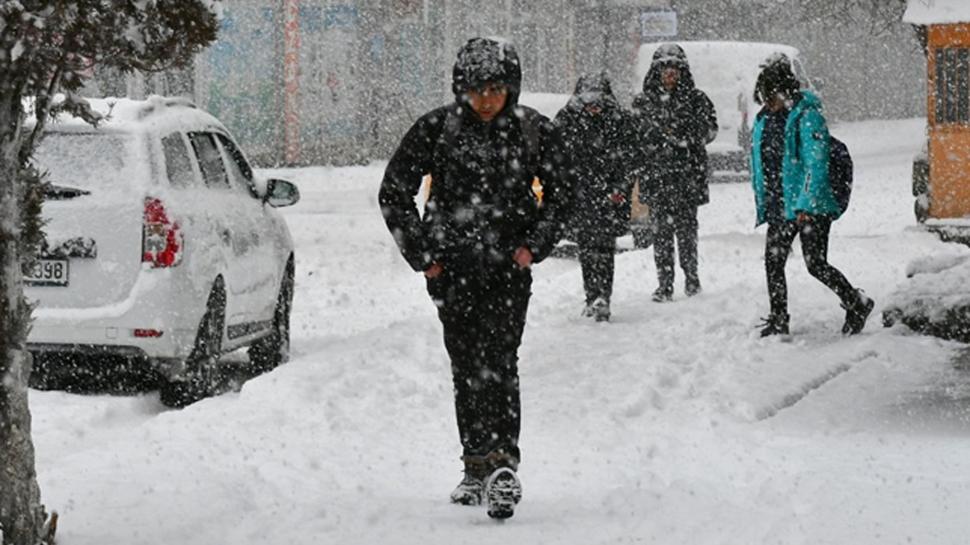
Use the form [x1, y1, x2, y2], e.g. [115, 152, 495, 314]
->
[160, 278, 226, 408]
[915, 196, 929, 224]
[248, 261, 293, 373]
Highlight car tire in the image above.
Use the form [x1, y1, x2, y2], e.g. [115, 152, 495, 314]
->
[915, 195, 929, 224]
[248, 261, 293, 373]
[160, 278, 226, 408]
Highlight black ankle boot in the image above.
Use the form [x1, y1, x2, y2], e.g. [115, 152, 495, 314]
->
[450, 455, 489, 505]
[842, 290, 874, 335]
[758, 313, 790, 337]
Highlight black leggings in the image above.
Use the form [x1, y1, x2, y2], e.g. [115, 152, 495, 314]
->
[765, 217, 856, 316]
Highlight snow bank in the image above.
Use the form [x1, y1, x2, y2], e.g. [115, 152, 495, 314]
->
[904, 0, 970, 25]
[28, 118, 970, 545]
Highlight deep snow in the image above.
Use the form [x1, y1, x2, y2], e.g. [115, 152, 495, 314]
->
[27, 117, 970, 545]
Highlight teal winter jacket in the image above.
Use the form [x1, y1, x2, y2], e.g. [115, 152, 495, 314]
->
[750, 90, 840, 225]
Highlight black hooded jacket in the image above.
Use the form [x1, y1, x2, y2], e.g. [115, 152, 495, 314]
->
[632, 44, 718, 209]
[554, 73, 636, 238]
[379, 38, 572, 272]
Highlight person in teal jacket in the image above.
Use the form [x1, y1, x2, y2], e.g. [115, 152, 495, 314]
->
[749, 54, 873, 337]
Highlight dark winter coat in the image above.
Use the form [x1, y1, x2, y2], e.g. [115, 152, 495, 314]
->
[378, 39, 572, 274]
[631, 44, 718, 210]
[555, 74, 637, 241]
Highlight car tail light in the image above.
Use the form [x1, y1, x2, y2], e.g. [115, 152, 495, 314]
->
[142, 197, 183, 267]
[133, 328, 164, 338]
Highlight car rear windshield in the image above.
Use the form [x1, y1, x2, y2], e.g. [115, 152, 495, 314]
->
[34, 133, 137, 193]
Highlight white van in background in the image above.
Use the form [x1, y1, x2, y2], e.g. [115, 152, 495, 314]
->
[635, 41, 816, 182]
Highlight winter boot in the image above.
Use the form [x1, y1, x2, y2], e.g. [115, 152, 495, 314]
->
[685, 280, 702, 297]
[581, 302, 595, 318]
[842, 290, 875, 335]
[651, 287, 673, 303]
[758, 313, 790, 337]
[484, 467, 523, 519]
[591, 297, 610, 322]
[450, 456, 489, 506]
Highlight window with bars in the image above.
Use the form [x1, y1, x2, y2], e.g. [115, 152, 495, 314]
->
[935, 47, 970, 124]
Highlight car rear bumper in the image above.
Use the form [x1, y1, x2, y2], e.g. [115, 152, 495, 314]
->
[26, 267, 210, 360]
[28, 321, 197, 360]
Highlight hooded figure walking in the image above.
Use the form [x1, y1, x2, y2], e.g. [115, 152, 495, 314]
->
[555, 73, 636, 322]
[750, 54, 874, 337]
[378, 37, 572, 519]
[632, 43, 717, 302]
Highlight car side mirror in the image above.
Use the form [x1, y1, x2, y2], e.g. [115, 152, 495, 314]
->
[265, 178, 300, 208]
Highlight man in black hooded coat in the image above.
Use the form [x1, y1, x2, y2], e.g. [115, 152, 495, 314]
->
[632, 43, 717, 302]
[555, 73, 636, 322]
[378, 37, 571, 519]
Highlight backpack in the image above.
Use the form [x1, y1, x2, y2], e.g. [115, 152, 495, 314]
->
[828, 135, 853, 215]
[794, 114, 853, 217]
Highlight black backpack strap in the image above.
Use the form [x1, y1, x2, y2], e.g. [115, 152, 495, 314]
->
[435, 104, 541, 180]
[433, 107, 463, 167]
[513, 105, 541, 176]
[522, 113, 540, 169]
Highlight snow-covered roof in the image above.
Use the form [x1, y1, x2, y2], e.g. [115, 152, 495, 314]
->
[41, 95, 227, 136]
[904, 0, 970, 25]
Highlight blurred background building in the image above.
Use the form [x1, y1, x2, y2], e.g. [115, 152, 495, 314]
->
[85, 0, 925, 166]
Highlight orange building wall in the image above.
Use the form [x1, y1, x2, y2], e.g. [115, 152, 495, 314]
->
[927, 23, 970, 219]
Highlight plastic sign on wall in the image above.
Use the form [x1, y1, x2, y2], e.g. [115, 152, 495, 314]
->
[640, 9, 677, 39]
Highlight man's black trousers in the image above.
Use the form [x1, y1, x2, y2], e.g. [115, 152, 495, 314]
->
[577, 230, 616, 305]
[651, 203, 699, 294]
[427, 263, 531, 466]
[764, 217, 856, 316]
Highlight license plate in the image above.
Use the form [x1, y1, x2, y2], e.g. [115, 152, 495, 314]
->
[24, 259, 69, 286]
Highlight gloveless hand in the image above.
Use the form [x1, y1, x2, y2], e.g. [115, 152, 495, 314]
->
[513, 246, 533, 269]
[424, 262, 443, 278]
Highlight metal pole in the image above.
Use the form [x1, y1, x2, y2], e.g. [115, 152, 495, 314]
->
[283, 0, 301, 165]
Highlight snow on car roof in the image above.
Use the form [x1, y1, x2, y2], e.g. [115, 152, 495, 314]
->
[904, 0, 970, 25]
[42, 95, 227, 135]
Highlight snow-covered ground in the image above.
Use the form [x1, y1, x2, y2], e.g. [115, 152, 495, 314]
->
[29, 118, 970, 545]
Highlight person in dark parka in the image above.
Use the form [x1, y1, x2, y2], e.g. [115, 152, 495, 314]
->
[632, 43, 717, 302]
[555, 73, 636, 322]
[378, 37, 571, 519]
[749, 53, 874, 337]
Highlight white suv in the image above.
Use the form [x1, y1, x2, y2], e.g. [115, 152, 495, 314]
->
[26, 96, 299, 407]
